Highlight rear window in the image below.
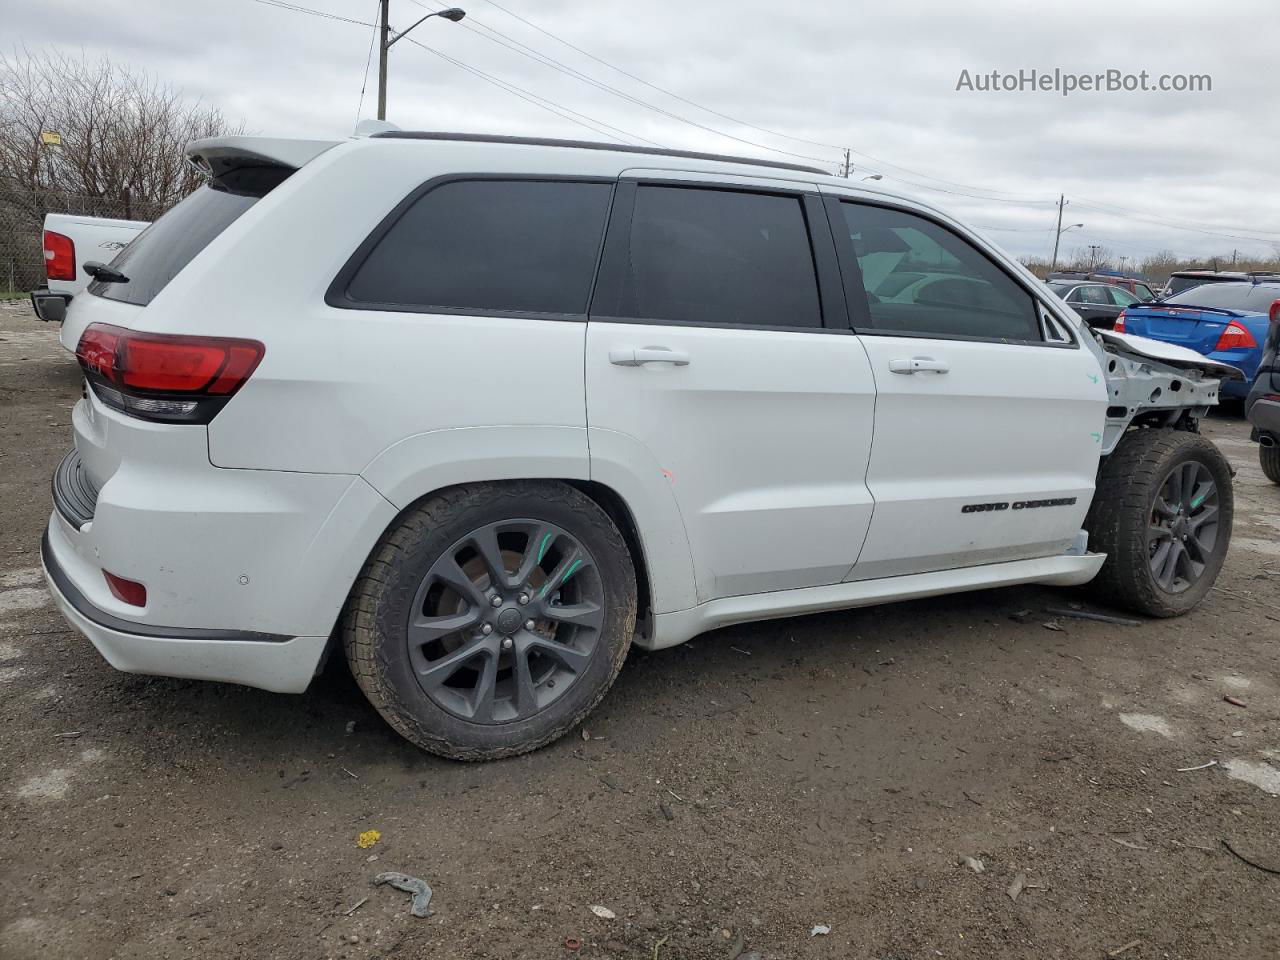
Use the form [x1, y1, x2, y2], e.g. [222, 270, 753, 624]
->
[339, 179, 614, 316]
[91, 165, 291, 307]
[1165, 283, 1280, 312]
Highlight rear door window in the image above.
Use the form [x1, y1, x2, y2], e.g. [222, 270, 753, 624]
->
[91, 166, 292, 307]
[837, 202, 1040, 341]
[597, 185, 823, 329]
[339, 179, 613, 316]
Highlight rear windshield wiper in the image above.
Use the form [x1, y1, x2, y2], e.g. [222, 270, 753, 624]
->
[84, 261, 130, 284]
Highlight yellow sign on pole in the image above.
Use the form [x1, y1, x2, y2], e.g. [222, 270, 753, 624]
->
[40, 131, 62, 146]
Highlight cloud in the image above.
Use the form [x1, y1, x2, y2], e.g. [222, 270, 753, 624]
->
[10, 0, 1280, 264]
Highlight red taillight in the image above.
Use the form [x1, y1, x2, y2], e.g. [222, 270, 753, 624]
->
[1113, 313, 1126, 332]
[43, 230, 76, 282]
[103, 570, 146, 607]
[1270, 299, 1280, 324]
[1214, 322, 1257, 351]
[75, 323, 265, 424]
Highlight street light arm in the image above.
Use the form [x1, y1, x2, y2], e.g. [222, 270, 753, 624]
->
[386, 7, 465, 48]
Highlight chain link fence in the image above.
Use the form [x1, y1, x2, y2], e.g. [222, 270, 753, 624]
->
[0, 186, 171, 293]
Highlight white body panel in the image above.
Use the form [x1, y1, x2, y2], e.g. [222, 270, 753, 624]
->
[44, 133, 1135, 694]
[852, 336, 1106, 579]
[43, 212, 148, 302]
[586, 323, 876, 601]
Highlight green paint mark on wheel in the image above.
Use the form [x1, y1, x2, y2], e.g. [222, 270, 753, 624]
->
[535, 532, 552, 565]
[563, 558, 583, 582]
[1191, 492, 1208, 508]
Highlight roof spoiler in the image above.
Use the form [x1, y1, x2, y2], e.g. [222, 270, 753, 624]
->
[185, 136, 340, 180]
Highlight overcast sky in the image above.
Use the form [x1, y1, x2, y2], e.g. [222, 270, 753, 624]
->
[15, 0, 1280, 269]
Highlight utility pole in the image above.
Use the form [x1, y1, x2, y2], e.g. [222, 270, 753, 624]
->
[376, 3, 465, 121]
[1118, 255, 1128, 272]
[377, 0, 390, 120]
[839, 148, 851, 178]
[1050, 194, 1066, 270]
[1087, 244, 1103, 270]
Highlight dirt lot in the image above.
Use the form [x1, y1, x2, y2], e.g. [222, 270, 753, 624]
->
[1, 298, 1278, 960]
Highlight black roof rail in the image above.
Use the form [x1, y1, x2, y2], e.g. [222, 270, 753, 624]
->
[370, 131, 829, 176]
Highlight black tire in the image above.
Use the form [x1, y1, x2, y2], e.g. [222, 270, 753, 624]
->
[343, 481, 637, 761]
[1261, 444, 1280, 484]
[1084, 429, 1233, 617]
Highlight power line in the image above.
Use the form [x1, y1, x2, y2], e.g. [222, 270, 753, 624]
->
[408, 0, 836, 165]
[472, 0, 1059, 203]
[248, 0, 649, 144]
[355, 0, 380, 124]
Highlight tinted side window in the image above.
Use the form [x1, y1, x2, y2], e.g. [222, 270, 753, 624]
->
[605, 186, 822, 328]
[1077, 285, 1110, 305]
[1107, 286, 1139, 306]
[838, 203, 1040, 341]
[344, 180, 612, 315]
[93, 167, 291, 307]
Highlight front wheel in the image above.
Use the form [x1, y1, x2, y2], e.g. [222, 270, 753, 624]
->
[1084, 429, 1233, 617]
[343, 481, 637, 761]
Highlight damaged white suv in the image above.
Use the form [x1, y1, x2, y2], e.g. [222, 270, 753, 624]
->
[45, 129, 1240, 760]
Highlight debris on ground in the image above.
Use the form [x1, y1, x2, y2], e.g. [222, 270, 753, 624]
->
[345, 721, 357, 734]
[1224, 695, 1247, 708]
[1107, 939, 1143, 957]
[1009, 609, 1035, 624]
[961, 856, 985, 873]
[1041, 621, 1065, 632]
[659, 800, 674, 821]
[1175, 760, 1218, 772]
[564, 937, 582, 950]
[581, 728, 590, 741]
[589, 905, 617, 920]
[1006, 872, 1026, 901]
[1043, 607, 1141, 626]
[1222, 839, 1280, 875]
[1110, 837, 1149, 851]
[373, 871, 433, 917]
[356, 829, 381, 849]
[651, 934, 669, 960]
[344, 896, 368, 916]
[809, 924, 831, 937]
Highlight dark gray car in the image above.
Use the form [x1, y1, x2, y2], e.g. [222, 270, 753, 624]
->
[1045, 280, 1142, 329]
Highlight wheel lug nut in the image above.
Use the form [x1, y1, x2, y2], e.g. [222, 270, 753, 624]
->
[490, 595, 502, 608]
[518, 593, 529, 605]
[525, 619, 536, 631]
[501, 637, 513, 650]
[481, 623, 493, 635]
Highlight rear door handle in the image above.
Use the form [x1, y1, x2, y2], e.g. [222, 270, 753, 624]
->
[609, 346, 691, 367]
[888, 357, 949, 375]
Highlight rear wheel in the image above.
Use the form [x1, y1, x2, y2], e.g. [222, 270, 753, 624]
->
[1261, 444, 1280, 484]
[344, 481, 637, 760]
[1085, 429, 1233, 617]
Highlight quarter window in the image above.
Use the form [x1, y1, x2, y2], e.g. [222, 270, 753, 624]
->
[838, 203, 1040, 341]
[602, 185, 822, 329]
[342, 179, 613, 315]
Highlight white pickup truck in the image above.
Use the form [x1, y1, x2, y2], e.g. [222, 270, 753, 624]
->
[29, 212, 149, 324]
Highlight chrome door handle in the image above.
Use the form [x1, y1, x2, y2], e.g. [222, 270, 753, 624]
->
[609, 346, 691, 367]
[889, 357, 949, 375]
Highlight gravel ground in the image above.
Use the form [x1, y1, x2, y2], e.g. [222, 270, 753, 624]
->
[1, 298, 1278, 960]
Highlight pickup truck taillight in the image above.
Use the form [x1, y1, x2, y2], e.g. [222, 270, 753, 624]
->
[1214, 322, 1257, 352]
[75, 323, 265, 424]
[44, 230, 76, 282]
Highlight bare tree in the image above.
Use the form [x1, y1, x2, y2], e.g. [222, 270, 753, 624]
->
[0, 48, 243, 287]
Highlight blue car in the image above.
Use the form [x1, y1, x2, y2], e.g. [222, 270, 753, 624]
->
[1116, 281, 1280, 399]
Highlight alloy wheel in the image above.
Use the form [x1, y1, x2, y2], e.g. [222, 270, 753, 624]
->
[406, 519, 605, 723]
[1147, 460, 1220, 594]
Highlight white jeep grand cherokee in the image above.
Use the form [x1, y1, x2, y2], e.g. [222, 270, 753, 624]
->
[44, 129, 1239, 760]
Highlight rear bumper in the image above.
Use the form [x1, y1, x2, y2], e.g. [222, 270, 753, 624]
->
[30, 287, 71, 323]
[1248, 395, 1280, 437]
[42, 527, 328, 693]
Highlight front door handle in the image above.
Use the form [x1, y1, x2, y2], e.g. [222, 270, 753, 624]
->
[888, 357, 949, 375]
[609, 346, 691, 367]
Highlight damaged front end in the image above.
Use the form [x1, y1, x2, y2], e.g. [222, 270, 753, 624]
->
[1086, 328, 1245, 454]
